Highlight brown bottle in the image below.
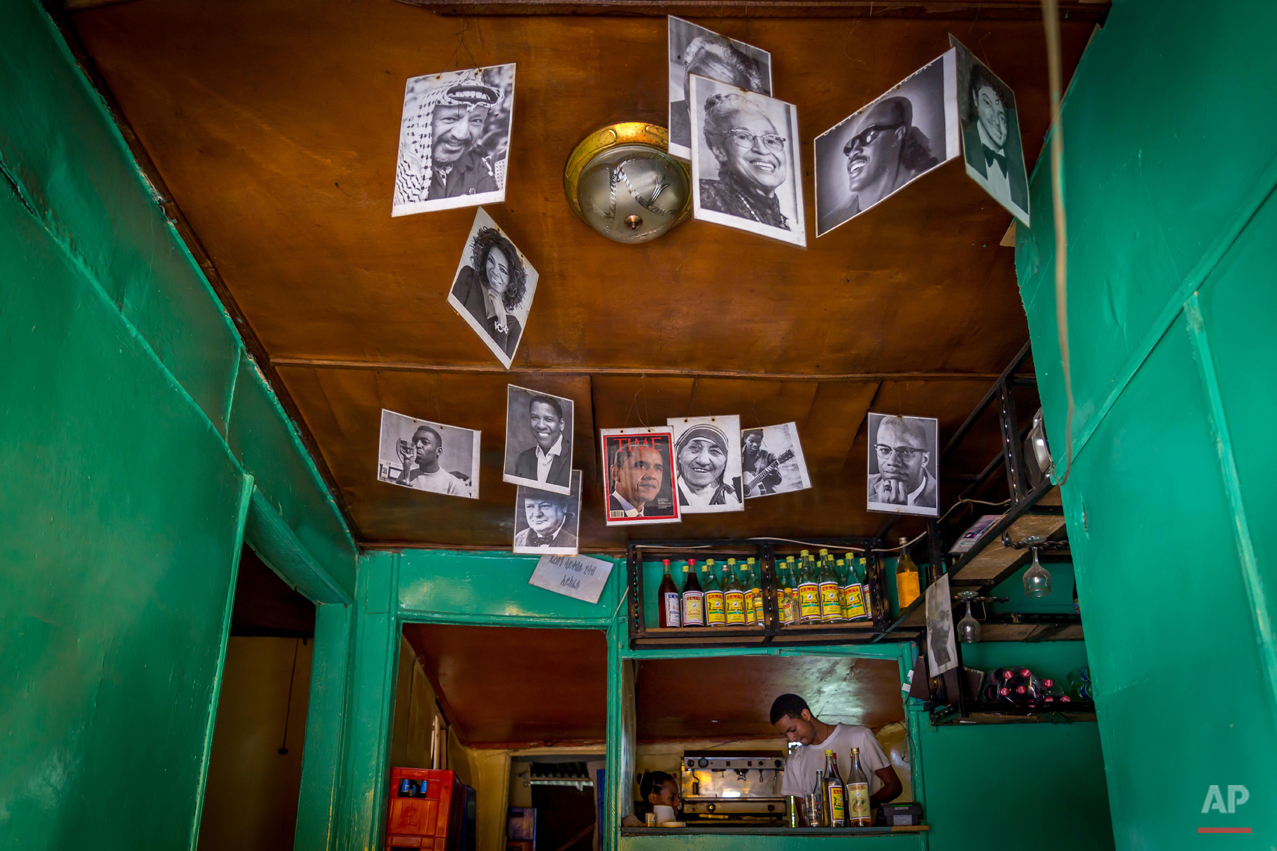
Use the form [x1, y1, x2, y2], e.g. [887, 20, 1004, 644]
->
[657, 558, 681, 628]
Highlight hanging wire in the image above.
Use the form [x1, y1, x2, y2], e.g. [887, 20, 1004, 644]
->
[277, 637, 301, 756]
[1041, 0, 1075, 486]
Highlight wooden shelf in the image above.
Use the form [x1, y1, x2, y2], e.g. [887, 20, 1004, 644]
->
[621, 825, 929, 836]
[931, 701, 1096, 725]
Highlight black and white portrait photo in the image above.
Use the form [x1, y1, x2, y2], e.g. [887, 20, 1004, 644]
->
[667, 17, 772, 161]
[503, 384, 574, 495]
[513, 471, 582, 556]
[446, 208, 539, 369]
[951, 36, 1030, 226]
[868, 411, 939, 516]
[689, 75, 806, 247]
[866, 413, 939, 517]
[391, 64, 515, 216]
[925, 573, 957, 676]
[600, 428, 681, 527]
[376, 409, 481, 499]
[741, 422, 812, 499]
[667, 416, 744, 514]
[815, 50, 959, 237]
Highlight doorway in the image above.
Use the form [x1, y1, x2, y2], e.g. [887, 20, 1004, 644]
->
[197, 545, 315, 851]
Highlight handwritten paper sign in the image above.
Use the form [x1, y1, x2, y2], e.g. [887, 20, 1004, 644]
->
[529, 554, 614, 604]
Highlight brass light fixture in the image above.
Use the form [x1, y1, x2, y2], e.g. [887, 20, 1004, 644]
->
[564, 123, 692, 244]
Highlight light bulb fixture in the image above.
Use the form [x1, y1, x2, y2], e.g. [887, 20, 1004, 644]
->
[563, 123, 692, 244]
[955, 590, 981, 644]
[1022, 538, 1053, 598]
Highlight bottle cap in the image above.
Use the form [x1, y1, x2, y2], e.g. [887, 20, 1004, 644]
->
[851, 747, 860, 754]
[819, 548, 828, 555]
[747, 557, 756, 565]
[706, 559, 715, 567]
[800, 549, 809, 557]
[662, 558, 670, 567]
[898, 536, 908, 546]
[727, 558, 736, 565]
[688, 559, 697, 568]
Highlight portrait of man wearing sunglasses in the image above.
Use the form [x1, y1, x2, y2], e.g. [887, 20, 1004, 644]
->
[867, 414, 938, 515]
[817, 96, 940, 235]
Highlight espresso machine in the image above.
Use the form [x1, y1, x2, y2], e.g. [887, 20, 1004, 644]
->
[678, 750, 789, 825]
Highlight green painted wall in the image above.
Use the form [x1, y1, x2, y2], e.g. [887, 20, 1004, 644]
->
[0, 1, 356, 848]
[1017, 0, 1277, 845]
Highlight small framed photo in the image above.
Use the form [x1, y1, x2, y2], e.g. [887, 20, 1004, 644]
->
[667, 16, 772, 161]
[667, 415, 744, 513]
[866, 412, 939, 517]
[392, 63, 515, 216]
[689, 75, 806, 247]
[815, 50, 959, 237]
[376, 408, 480, 499]
[741, 422, 812, 499]
[600, 427, 681, 526]
[951, 35, 1030, 226]
[447, 208, 539, 369]
[503, 384, 574, 495]
[513, 471, 582, 556]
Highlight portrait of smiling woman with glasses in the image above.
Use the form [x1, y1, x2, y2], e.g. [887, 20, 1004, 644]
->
[689, 75, 806, 246]
[866, 413, 939, 516]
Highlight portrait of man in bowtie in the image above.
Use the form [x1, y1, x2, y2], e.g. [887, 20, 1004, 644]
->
[955, 40, 1030, 224]
[513, 471, 582, 555]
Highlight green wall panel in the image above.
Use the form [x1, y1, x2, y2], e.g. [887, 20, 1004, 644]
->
[0, 189, 249, 850]
[0, 0, 243, 435]
[1059, 321, 1277, 842]
[919, 719, 1112, 851]
[1017, 0, 1277, 457]
[1195, 192, 1277, 652]
[398, 549, 620, 624]
[227, 354, 357, 597]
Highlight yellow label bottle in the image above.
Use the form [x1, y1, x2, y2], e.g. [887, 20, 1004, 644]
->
[842, 557, 868, 621]
[724, 560, 746, 626]
[703, 559, 726, 627]
[798, 552, 821, 622]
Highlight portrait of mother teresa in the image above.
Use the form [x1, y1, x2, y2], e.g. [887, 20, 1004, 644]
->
[674, 423, 743, 509]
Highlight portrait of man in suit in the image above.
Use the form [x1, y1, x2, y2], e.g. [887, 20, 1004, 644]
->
[867, 413, 939, 517]
[512, 471, 582, 556]
[504, 385, 574, 495]
[954, 37, 1030, 225]
[602, 430, 680, 525]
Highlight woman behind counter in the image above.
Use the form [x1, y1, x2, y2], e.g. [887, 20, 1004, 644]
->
[450, 226, 527, 358]
[622, 770, 682, 826]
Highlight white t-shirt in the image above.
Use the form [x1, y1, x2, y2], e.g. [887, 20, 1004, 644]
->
[779, 724, 891, 798]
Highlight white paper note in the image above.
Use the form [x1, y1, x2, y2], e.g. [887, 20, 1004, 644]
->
[528, 554, 614, 604]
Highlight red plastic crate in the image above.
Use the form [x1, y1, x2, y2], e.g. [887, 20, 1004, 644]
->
[387, 768, 463, 850]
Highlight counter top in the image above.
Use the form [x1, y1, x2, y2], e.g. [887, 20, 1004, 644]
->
[621, 826, 929, 836]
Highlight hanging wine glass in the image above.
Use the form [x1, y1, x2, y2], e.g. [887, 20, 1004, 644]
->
[1022, 539, 1052, 598]
[955, 590, 981, 643]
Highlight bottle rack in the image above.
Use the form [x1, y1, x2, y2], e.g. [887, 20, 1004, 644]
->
[626, 538, 919, 650]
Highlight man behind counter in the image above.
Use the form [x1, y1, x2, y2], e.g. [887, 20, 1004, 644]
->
[771, 693, 902, 811]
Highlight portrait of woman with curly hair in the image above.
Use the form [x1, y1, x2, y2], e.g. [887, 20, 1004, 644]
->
[447, 208, 539, 368]
[815, 51, 960, 237]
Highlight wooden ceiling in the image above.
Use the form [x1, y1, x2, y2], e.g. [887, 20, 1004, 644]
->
[70, 0, 1095, 549]
[403, 623, 609, 747]
[636, 655, 904, 741]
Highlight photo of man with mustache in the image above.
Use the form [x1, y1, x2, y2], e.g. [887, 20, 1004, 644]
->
[866, 413, 939, 517]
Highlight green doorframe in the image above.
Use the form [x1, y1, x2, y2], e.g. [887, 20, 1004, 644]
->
[189, 475, 257, 851]
[326, 550, 923, 851]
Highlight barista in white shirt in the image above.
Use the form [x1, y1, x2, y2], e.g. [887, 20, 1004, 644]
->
[772, 693, 902, 815]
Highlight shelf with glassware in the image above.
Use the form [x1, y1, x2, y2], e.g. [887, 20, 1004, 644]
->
[626, 539, 919, 649]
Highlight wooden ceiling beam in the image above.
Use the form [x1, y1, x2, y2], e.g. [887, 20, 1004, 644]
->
[397, 0, 1109, 21]
[271, 357, 1004, 382]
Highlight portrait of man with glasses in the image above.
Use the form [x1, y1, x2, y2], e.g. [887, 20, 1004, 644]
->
[815, 52, 959, 237]
[689, 75, 807, 247]
[866, 413, 939, 517]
